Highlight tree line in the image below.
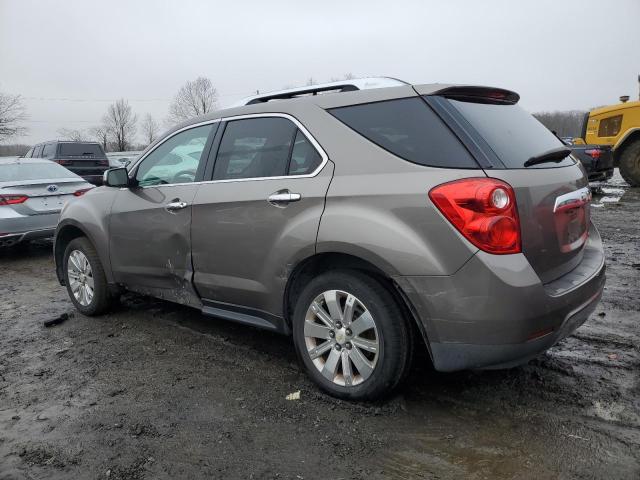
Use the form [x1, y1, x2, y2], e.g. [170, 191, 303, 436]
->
[0, 76, 594, 153]
[0, 76, 219, 153]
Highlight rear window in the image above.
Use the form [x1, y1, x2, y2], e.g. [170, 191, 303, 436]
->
[329, 98, 478, 168]
[0, 162, 79, 182]
[447, 99, 574, 168]
[58, 143, 106, 157]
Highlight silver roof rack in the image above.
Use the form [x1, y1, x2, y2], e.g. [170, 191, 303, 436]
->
[232, 77, 409, 107]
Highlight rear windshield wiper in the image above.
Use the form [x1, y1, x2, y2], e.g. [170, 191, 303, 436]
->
[524, 147, 571, 167]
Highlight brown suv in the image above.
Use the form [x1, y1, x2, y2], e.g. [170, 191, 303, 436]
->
[54, 78, 605, 400]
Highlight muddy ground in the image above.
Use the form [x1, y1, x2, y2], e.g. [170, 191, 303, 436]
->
[0, 173, 638, 480]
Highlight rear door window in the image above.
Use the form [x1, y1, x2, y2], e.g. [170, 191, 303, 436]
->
[329, 98, 478, 168]
[446, 99, 574, 168]
[33, 145, 44, 157]
[213, 117, 297, 180]
[288, 130, 322, 175]
[42, 143, 56, 159]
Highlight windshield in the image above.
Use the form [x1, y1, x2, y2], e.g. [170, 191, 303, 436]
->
[447, 99, 575, 169]
[0, 162, 80, 182]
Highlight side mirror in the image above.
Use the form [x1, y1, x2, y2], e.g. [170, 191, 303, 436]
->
[104, 167, 130, 187]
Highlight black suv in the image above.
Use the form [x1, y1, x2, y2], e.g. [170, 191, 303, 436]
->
[24, 141, 109, 185]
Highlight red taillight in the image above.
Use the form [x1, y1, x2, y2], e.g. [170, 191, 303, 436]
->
[429, 178, 521, 254]
[585, 149, 601, 160]
[55, 159, 73, 166]
[73, 188, 92, 197]
[0, 195, 29, 205]
[98, 159, 109, 166]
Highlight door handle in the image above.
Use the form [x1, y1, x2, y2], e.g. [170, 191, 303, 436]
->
[267, 191, 302, 206]
[165, 201, 188, 212]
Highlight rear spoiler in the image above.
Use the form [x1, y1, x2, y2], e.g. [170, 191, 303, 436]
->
[427, 86, 520, 105]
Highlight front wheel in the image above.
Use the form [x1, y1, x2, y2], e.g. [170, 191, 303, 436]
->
[63, 237, 113, 315]
[619, 140, 640, 187]
[292, 271, 410, 401]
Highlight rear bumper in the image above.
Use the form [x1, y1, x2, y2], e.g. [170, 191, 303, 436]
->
[0, 228, 56, 246]
[0, 212, 60, 246]
[395, 222, 606, 371]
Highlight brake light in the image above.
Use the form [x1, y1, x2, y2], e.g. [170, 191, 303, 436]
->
[73, 188, 93, 197]
[0, 195, 29, 205]
[585, 149, 601, 160]
[55, 159, 73, 166]
[429, 178, 521, 254]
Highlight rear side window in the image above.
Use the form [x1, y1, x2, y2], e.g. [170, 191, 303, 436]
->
[214, 118, 296, 180]
[447, 99, 574, 168]
[598, 115, 622, 137]
[59, 143, 105, 157]
[42, 143, 56, 159]
[329, 98, 478, 168]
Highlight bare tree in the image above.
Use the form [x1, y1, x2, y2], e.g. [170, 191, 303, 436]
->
[103, 99, 137, 151]
[0, 91, 27, 143]
[305, 77, 317, 86]
[89, 125, 109, 151]
[168, 77, 218, 123]
[140, 114, 160, 146]
[57, 128, 87, 142]
[343, 73, 356, 80]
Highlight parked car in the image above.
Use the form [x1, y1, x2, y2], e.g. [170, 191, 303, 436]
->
[106, 151, 142, 168]
[54, 78, 605, 400]
[565, 141, 614, 182]
[25, 141, 109, 185]
[0, 157, 93, 247]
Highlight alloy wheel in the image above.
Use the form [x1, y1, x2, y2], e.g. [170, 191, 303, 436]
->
[304, 290, 379, 387]
[67, 249, 94, 306]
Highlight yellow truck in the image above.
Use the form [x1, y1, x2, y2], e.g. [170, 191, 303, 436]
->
[582, 80, 640, 186]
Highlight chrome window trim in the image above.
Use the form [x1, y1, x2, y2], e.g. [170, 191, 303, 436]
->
[129, 113, 328, 189]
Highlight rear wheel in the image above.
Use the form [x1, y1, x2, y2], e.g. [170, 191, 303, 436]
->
[618, 140, 640, 187]
[63, 237, 113, 315]
[292, 271, 410, 401]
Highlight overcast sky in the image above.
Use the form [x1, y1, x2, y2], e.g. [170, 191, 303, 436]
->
[1, 0, 639, 144]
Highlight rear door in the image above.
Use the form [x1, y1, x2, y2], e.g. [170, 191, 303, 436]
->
[428, 93, 590, 283]
[109, 123, 217, 305]
[191, 115, 333, 317]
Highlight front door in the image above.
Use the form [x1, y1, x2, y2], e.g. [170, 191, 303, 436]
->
[109, 123, 216, 306]
[191, 116, 333, 317]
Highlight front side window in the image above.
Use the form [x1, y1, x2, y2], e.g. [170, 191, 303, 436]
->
[135, 124, 213, 187]
[598, 115, 622, 137]
[42, 143, 56, 159]
[213, 117, 297, 180]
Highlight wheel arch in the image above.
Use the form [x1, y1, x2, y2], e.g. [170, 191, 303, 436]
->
[283, 251, 432, 359]
[54, 221, 104, 286]
[613, 128, 640, 165]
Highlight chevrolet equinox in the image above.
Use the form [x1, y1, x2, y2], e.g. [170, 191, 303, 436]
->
[54, 78, 606, 400]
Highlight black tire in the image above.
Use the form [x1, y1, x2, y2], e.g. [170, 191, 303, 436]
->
[292, 270, 410, 401]
[618, 140, 640, 187]
[63, 237, 113, 316]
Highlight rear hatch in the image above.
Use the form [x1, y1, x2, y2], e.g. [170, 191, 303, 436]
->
[55, 143, 109, 175]
[423, 87, 591, 284]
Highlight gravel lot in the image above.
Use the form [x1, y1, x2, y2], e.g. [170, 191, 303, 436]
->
[0, 174, 638, 480]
